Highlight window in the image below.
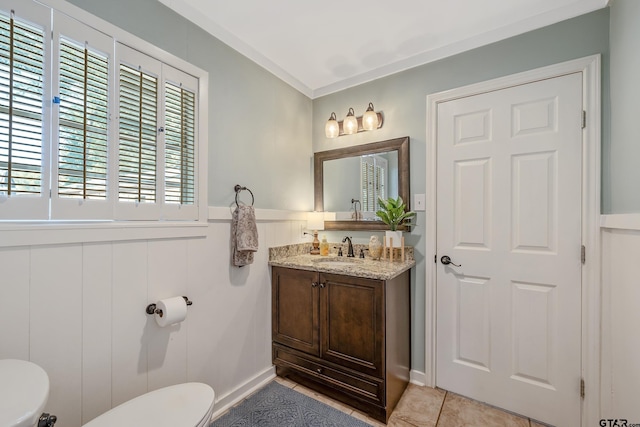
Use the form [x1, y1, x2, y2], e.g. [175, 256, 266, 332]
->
[0, 2, 206, 221]
[361, 154, 387, 212]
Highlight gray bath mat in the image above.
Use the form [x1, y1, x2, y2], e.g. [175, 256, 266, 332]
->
[210, 381, 373, 427]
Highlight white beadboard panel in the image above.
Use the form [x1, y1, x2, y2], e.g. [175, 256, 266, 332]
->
[601, 229, 640, 420]
[265, 220, 303, 248]
[600, 229, 613, 417]
[0, 247, 30, 360]
[147, 239, 188, 391]
[252, 222, 273, 370]
[111, 241, 149, 406]
[212, 221, 259, 393]
[185, 235, 219, 387]
[0, 219, 306, 425]
[202, 222, 261, 394]
[81, 242, 113, 424]
[30, 245, 83, 427]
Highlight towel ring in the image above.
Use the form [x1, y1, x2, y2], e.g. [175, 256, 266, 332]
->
[234, 185, 254, 206]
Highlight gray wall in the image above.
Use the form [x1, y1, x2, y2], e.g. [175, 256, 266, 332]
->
[312, 9, 610, 372]
[609, 0, 640, 213]
[67, 0, 314, 211]
[69, 0, 612, 375]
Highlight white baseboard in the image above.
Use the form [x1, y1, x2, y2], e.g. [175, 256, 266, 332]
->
[210, 366, 276, 421]
[410, 369, 427, 387]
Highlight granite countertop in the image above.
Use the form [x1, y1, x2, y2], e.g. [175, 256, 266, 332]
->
[269, 251, 415, 281]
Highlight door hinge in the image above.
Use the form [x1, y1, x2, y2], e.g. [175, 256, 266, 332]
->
[580, 378, 585, 398]
[581, 245, 586, 264]
[582, 110, 587, 129]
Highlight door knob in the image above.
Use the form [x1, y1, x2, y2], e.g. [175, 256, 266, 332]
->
[440, 255, 461, 267]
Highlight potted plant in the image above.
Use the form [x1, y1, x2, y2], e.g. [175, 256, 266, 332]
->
[376, 196, 416, 247]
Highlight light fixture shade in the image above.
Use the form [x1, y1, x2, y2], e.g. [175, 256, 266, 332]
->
[362, 102, 378, 131]
[307, 211, 325, 231]
[343, 107, 358, 135]
[325, 112, 339, 138]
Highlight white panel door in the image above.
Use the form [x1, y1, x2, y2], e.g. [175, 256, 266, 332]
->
[436, 73, 583, 426]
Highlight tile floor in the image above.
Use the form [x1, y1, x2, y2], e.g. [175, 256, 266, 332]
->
[274, 377, 551, 427]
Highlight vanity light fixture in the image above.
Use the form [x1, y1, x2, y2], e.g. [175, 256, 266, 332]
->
[343, 108, 358, 135]
[324, 102, 384, 138]
[362, 102, 379, 131]
[325, 112, 340, 139]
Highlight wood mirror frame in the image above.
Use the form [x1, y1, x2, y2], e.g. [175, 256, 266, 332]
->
[314, 136, 410, 231]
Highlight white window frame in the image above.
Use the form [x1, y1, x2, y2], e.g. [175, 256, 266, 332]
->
[0, 0, 209, 228]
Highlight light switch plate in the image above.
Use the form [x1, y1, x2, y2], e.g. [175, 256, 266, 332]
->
[414, 193, 426, 211]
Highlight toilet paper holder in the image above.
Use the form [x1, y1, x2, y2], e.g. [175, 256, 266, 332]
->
[146, 296, 192, 317]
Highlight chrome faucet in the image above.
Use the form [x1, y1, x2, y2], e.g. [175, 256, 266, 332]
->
[342, 236, 355, 257]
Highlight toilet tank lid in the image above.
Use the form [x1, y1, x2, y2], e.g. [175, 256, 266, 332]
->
[0, 359, 50, 427]
[82, 382, 215, 427]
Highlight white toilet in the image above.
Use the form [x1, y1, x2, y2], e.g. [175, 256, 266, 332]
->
[82, 382, 215, 427]
[0, 359, 215, 427]
[0, 359, 53, 427]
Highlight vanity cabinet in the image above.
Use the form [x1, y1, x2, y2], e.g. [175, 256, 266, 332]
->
[271, 266, 410, 423]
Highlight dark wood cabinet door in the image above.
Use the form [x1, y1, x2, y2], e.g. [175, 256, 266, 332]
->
[272, 267, 320, 356]
[319, 272, 384, 378]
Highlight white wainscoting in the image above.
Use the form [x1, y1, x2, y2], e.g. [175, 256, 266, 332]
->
[0, 209, 307, 426]
[600, 214, 640, 421]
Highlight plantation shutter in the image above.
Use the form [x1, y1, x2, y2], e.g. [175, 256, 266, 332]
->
[162, 64, 198, 220]
[0, 13, 44, 196]
[361, 156, 374, 212]
[114, 45, 161, 219]
[57, 38, 109, 200]
[50, 12, 114, 219]
[0, 5, 50, 219]
[375, 156, 387, 203]
[360, 155, 387, 213]
[119, 63, 157, 202]
[165, 82, 194, 204]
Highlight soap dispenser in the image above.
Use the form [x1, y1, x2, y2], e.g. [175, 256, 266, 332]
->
[320, 235, 329, 256]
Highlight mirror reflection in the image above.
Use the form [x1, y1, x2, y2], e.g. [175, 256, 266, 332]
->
[314, 137, 410, 231]
[322, 151, 399, 220]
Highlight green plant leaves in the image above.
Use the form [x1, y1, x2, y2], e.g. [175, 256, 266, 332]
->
[376, 196, 416, 231]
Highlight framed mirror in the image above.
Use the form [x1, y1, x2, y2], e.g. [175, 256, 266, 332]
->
[314, 136, 410, 231]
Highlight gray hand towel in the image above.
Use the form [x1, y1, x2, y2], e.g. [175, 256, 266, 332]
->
[232, 205, 258, 267]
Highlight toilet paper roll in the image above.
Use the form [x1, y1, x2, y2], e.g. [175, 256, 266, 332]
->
[155, 296, 188, 327]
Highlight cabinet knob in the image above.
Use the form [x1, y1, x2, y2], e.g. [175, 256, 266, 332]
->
[319, 283, 326, 288]
[311, 282, 318, 288]
[316, 368, 323, 374]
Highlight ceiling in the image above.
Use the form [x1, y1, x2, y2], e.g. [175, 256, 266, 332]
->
[158, 0, 608, 98]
